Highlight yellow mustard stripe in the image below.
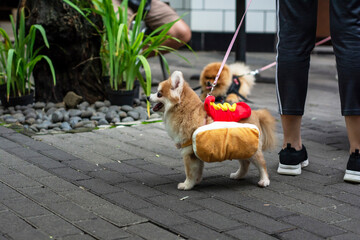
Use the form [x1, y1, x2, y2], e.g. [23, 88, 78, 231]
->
[210, 102, 237, 112]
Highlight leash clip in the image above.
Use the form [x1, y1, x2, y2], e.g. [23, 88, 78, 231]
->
[250, 69, 259, 76]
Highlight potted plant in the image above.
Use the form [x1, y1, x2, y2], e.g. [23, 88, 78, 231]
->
[0, 8, 56, 107]
[63, 0, 191, 109]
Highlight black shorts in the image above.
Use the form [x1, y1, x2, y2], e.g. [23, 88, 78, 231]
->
[276, 0, 360, 116]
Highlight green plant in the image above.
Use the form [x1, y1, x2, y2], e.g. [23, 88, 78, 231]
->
[0, 8, 56, 100]
[63, 0, 191, 96]
[0, 27, 11, 85]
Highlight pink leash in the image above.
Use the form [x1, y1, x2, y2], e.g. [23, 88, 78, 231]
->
[247, 36, 332, 76]
[208, 0, 253, 96]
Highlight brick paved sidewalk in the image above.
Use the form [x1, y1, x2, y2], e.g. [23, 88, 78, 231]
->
[1, 51, 360, 240]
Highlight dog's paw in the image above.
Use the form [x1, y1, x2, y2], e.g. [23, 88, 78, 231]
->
[177, 181, 194, 190]
[258, 178, 270, 187]
[230, 170, 246, 180]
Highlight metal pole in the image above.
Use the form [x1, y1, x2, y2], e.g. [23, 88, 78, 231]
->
[235, 0, 246, 62]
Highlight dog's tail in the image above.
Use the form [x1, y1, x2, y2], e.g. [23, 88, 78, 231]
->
[255, 109, 277, 151]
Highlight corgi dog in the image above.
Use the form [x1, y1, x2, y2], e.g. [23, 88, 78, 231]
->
[149, 71, 276, 190]
[200, 62, 255, 103]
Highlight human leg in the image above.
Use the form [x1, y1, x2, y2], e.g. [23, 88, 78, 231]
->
[276, 0, 317, 175]
[330, 0, 360, 182]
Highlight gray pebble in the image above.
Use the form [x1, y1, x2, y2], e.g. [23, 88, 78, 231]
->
[68, 109, 82, 117]
[98, 106, 109, 113]
[52, 111, 63, 123]
[25, 118, 36, 125]
[127, 111, 140, 120]
[105, 111, 117, 122]
[122, 117, 135, 122]
[95, 101, 105, 109]
[121, 105, 133, 112]
[119, 111, 127, 118]
[98, 118, 109, 125]
[104, 100, 111, 107]
[81, 110, 93, 118]
[61, 122, 72, 131]
[34, 102, 46, 109]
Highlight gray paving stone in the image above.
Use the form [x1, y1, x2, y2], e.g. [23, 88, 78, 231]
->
[21, 187, 68, 205]
[330, 191, 360, 207]
[75, 218, 131, 240]
[105, 191, 154, 210]
[63, 190, 108, 209]
[0, 137, 22, 149]
[284, 202, 348, 223]
[88, 169, 132, 184]
[137, 206, 188, 226]
[77, 178, 121, 195]
[147, 194, 203, 213]
[90, 203, 147, 227]
[276, 228, 324, 240]
[125, 222, 184, 240]
[126, 171, 175, 187]
[282, 189, 342, 208]
[117, 181, 164, 198]
[171, 222, 234, 240]
[246, 188, 301, 206]
[154, 182, 210, 199]
[5, 228, 50, 240]
[329, 232, 360, 240]
[101, 161, 142, 174]
[5, 146, 43, 160]
[235, 198, 294, 219]
[12, 164, 53, 178]
[135, 162, 180, 176]
[281, 215, 346, 238]
[324, 203, 360, 220]
[0, 211, 32, 233]
[0, 173, 43, 189]
[334, 219, 360, 235]
[61, 233, 96, 240]
[64, 159, 104, 172]
[0, 183, 23, 200]
[37, 176, 80, 193]
[46, 201, 97, 221]
[50, 167, 91, 181]
[231, 212, 294, 234]
[29, 214, 83, 238]
[0, 166, 16, 176]
[185, 209, 243, 231]
[27, 155, 65, 169]
[2, 197, 49, 217]
[191, 197, 247, 216]
[40, 148, 79, 161]
[225, 226, 279, 240]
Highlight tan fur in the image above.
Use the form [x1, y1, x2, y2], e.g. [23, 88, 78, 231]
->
[200, 62, 255, 103]
[150, 71, 276, 190]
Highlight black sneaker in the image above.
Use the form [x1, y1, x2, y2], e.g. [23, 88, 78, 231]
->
[344, 149, 360, 183]
[277, 143, 309, 175]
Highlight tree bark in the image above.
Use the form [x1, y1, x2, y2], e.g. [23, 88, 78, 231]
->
[22, 0, 105, 103]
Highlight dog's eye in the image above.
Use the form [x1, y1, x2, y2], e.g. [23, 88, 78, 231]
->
[205, 76, 215, 80]
[157, 92, 162, 98]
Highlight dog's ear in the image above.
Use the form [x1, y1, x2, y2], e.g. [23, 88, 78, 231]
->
[170, 71, 184, 97]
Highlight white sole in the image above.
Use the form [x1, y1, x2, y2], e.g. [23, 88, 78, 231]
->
[344, 169, 360, 183]
[277, 159, 309, 176]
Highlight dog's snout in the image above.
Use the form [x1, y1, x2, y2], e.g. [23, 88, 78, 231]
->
[206, 81, 212, 87]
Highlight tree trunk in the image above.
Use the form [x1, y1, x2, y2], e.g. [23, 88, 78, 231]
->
[22, 0, 105, 103]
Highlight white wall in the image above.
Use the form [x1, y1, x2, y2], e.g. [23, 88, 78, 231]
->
[165, 0, 276, 33]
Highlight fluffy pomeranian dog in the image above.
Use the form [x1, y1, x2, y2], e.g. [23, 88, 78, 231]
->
[149, 71, 276, 190]
[200, 62, 255, 103]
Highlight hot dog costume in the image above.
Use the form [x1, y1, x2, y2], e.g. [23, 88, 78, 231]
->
[190, 96, 260, 162]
